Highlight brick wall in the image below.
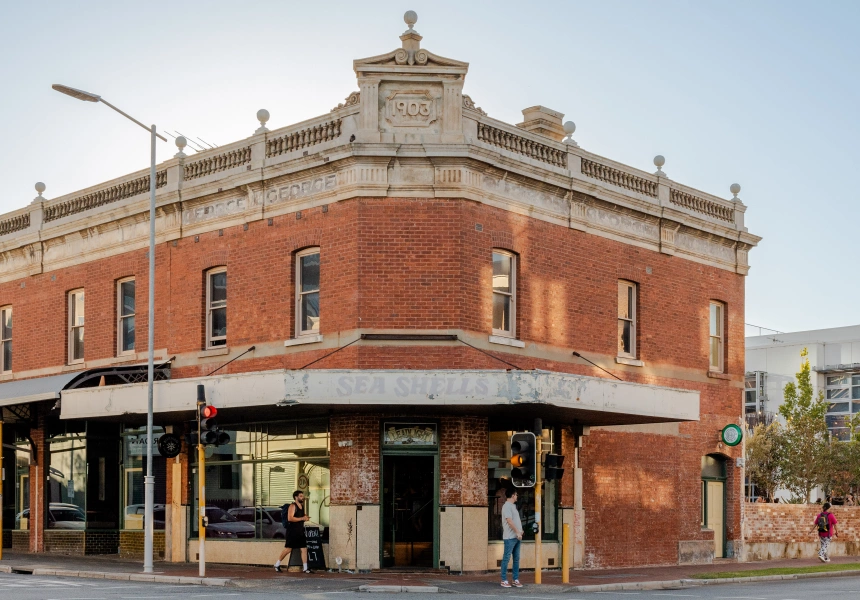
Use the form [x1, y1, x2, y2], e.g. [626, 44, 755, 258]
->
[119, 530, 166, 560]
[84, 530, 119, 555]
[745, 504, 860, 543]
[43, 530, 85, 555]
[439, 416, 488, 506]
[11, 530, 29, 552]
[0, 196, 746, 568]
[744, 504, 860, 559]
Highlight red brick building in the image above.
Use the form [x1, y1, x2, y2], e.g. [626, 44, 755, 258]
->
[0, 15, 759, 570]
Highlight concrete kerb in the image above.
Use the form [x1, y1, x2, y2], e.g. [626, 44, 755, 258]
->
[359, 585, 442, 593]
[0, 566, 229, 587]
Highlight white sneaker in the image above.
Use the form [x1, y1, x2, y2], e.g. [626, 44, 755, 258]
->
[819, 555, 826, 562]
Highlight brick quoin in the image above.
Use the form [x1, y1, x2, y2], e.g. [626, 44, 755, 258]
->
[0, 196, 746, 568]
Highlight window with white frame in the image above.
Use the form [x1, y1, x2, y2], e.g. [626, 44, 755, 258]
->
[295, 248, 320, 336]
[825, 373, 860, 441]
[617, 281, 637, 358]
[1, 305, 11, 372]
[492, 251, 516, 337]
[69, 289, 85, 363]
[709, 301, 724, 372]
[206, 268, 227, 348]
[117, 278, 136, 355]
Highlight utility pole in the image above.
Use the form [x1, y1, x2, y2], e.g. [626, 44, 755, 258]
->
[534, 418, 542, 585]
[197, 384, 206, 577]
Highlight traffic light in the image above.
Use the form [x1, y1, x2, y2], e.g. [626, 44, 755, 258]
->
[200, 404, 219, 445]
[544, 454, 565, 481]
[510, 432, 536, 488]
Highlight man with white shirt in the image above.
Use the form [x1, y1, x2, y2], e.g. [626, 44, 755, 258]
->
[500, 488, 524, 588]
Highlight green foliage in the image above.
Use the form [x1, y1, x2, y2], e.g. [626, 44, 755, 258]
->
[745, 422, 783, 500]
[777, 348, 829, 502]
[692, 563, 860, 579]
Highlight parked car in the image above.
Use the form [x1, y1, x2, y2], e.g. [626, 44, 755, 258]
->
[124, 504, 166, 530]
[203, 506, 255, 539]
[16, 503, 86, 530]
[228, 506, 287, 539]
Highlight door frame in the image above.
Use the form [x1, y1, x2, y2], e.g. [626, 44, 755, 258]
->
[378, 420, 440, 569]
[701, 455, 728, 558]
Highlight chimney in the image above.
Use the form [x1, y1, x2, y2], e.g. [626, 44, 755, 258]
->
[517, 106, 566, 142]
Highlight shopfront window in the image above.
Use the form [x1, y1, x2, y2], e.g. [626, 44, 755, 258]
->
[487, 426, 557, 541]
[191, 419, 330, 540]
[48, 429, 87, 529]
[13, 439, 30, 530]
[122, 427, 167, 530]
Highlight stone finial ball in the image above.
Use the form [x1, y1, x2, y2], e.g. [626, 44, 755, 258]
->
[35, 182, 46, 194]
[404, 10, 418, 28]
[175, 136, 187, 150]
[257, 109, 270, 124]
[563, 121, 576, 135]
[730, 183, 741, 195]
[653, 155, 666, 168]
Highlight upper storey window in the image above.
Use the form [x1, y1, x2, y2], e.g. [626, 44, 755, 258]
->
[617, 281, 637, 358]
[69, 289, 85, 364]
[492, 251, 516, 338]
[296, 248, 320, 336]
[1, 305, 11, 373]
[206, 268, 227, 348]
[709, 301, 725, 372]
[117, 278, 136, 355]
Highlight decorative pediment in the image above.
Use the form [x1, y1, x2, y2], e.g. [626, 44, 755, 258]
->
[353, 13, 468, 77]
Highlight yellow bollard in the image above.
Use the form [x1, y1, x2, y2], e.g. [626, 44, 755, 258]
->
[562, 523, 570, 583]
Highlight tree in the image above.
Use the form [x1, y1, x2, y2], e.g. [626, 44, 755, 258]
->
[777, 348, 829, 502]
[823, 414, 860, 498]
[746, 422, 783, 500]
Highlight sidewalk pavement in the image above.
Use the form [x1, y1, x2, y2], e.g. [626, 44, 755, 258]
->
[1, 551, 859, 593]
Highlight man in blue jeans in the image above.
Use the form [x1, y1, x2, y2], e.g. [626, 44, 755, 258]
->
[500, 488, 524, 588]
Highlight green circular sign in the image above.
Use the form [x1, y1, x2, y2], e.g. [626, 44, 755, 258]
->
[721, 424, 743, 447]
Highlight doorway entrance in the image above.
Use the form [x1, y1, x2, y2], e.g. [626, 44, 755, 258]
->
[381, 455, 435, 568]
[701, 455, 727, 558]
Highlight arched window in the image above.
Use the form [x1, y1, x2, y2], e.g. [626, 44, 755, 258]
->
[492, 250, 516, 337]
[295, 248, 320, 336]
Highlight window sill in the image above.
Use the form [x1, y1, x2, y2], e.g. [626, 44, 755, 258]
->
[64, 362, 85, 371]
[615, 356, 644, 367]
[284, 334, 324, 347]
[708, 371, 731, 380]
[488, 335, 525, 348]
[198, 347, 229, 358]
[0, 372, 12, 381]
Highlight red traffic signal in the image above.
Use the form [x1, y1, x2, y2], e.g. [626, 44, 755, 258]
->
[201, 405, 217, 419]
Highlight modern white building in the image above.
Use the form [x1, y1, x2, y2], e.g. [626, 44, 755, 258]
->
[746, 324, 860, 441]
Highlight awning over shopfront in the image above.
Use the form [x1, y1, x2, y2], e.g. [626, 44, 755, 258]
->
[0, 370, 86, 407]
[60, 369, 699, 425]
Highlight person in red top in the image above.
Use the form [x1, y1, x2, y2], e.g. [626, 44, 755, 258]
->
[812, 502, 838, 562]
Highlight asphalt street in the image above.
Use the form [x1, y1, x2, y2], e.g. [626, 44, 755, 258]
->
[1, 572, 860, 600]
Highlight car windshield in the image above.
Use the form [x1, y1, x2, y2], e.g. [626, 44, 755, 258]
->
[267, 510, 282, 523]
[205, 507, 238, 523]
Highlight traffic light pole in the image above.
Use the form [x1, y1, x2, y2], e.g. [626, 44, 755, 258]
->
[197, 384, 206, 577]
[534, 431, 542, 585]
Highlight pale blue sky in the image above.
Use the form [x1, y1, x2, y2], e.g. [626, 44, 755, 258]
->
[1, 1, 857, 334]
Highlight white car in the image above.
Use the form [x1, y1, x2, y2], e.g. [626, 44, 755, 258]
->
[16, 503, 86, 530]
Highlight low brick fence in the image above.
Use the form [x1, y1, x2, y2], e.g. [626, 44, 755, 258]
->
[744, 504, 860, 560]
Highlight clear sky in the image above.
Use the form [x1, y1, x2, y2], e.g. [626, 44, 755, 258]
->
[1, 1, 857, 334]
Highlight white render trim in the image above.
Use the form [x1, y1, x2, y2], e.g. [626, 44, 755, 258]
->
[59, 368, 700, 424]
[284, 334, 324, 347]
[488, 335, 525, 348]
[616, 356, 645, 367]
[197, 347, 229, 358]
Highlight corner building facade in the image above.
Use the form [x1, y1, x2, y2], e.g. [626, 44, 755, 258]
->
[0, 17, 760, 570]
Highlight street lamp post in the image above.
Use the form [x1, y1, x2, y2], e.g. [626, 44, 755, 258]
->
[53, 84, 166, 573]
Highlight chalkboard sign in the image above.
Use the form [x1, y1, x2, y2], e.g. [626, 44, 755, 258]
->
[287, 526, 326, 570]
[305, 526, 326, 570]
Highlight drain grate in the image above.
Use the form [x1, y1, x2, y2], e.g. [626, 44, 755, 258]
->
[10, 568, 34, 575]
